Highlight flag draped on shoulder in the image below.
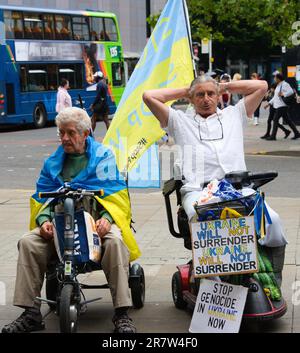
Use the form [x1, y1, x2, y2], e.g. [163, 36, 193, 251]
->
[103, 0, 195, 174]
[29, 136, 141, 262]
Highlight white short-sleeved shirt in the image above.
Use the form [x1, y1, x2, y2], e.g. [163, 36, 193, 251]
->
[269, 81, 294, 109]
[167, 99, 248, 193]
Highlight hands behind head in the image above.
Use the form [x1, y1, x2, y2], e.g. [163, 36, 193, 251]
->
[95, 217, 112, 238]
[40, 221, 54, 240]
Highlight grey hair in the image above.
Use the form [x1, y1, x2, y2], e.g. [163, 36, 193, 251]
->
[189, 75, 218, 97]
[55, 107, 91, 134]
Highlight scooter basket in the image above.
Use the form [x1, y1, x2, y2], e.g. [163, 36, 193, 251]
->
[194, 193, 257, 221]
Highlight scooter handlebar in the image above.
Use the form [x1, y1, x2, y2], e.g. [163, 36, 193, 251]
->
[39, 189, 104, 199]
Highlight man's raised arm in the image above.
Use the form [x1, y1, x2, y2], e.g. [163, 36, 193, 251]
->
[143, 87, 190, 128]
[219, 79, 268, 117]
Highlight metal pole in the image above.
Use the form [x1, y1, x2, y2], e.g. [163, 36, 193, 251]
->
[209, 37, 213, 72]
[146, 0, 151, 38]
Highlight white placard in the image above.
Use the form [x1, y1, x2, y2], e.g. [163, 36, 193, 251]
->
[189, 279, 248, 333]
[191, 216, 258, 278]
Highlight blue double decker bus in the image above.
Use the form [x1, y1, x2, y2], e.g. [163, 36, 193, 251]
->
[0, 5, 125, 128]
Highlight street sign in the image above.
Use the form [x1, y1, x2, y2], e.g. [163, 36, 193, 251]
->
[201, 38, 209, 54]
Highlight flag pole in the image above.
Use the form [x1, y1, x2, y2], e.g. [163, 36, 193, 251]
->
[182, 0, 197, 78]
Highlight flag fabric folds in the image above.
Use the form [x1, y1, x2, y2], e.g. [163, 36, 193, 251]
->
[103, 0, 195, 182]
[29, 136, 141, 262]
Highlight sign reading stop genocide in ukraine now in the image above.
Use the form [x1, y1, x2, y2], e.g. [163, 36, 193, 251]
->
[191, 216, 258, 278]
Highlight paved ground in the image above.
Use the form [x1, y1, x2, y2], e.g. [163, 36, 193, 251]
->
[0, 110, 300, 333]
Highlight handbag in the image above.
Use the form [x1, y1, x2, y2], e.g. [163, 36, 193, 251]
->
[280, 84, 297, 106]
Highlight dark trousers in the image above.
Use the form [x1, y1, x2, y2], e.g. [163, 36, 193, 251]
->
[270, 106, 300, 138]
[265, 106, 289, 136]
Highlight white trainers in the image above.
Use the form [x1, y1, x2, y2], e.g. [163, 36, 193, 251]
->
[253, 117, 259, 125]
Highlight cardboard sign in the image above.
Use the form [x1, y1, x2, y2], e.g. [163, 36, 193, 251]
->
[191, 216, 258, 278]
[189, 280, 248, 333]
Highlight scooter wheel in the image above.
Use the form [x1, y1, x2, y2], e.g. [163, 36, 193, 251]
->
[59, 284, 79, 333]
[172, 271, 187, 309]
[130, 264, 145, 309]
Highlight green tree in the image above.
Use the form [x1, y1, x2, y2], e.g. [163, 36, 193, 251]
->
[147, 0, 299, 60]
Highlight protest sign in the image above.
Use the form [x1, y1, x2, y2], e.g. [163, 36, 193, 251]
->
[191, 216, 258, 278]
[189, 279, 248, 333]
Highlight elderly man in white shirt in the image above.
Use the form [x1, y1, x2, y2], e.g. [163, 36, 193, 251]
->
[268, 73, 300, 140]
[143, 75, 288, 251]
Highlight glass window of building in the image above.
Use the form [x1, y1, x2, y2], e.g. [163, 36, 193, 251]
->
[72, 16, 90, 41]
[103, 18, 118, 42]
[4, 11, 23, 39]
[54, 15, 72, 40]
[23, 12, 43, 39]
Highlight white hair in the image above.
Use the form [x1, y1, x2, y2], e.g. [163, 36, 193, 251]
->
[55, 107, 91, 134]
[189, 75, 218, 97]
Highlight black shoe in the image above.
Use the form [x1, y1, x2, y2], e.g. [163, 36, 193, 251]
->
[112, 313, 136, 333]
[1, 309, 45, 333]
[260, 134, 270, 139]
[284, 130, 291, 139]
[266, 136, 276, 141]
[291, 134, 300, 140]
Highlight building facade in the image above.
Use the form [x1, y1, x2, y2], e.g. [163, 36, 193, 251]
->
[0, 0, 167, 52]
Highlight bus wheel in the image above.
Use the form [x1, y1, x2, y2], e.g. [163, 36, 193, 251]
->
[33, 103, 47, 128]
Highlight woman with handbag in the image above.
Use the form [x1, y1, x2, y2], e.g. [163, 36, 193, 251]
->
[90, 71, 110, 131]
[267, 73, 300, 140]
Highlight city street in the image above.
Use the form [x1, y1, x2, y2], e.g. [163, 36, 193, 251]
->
[0, 110, 300, 333]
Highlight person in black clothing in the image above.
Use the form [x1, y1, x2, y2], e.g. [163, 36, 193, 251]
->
[267, 73, 300, 140]
[261, 83, 291, 139]
[90, 71, 110, 131]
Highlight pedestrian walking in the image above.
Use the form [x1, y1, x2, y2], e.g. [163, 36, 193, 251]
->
[261, 83, 291, 139]
[251, 73, 262, 125]
[218, 73, 231, 109]
[90, 71, 110, 131]
[267, 73, 300, 140]
[55, 78, 72, 113]
[231, 73, 243, 105]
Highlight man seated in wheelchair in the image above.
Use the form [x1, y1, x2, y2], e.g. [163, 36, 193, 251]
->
[2, 107, 140, 333]
[143, 75, 287, 281]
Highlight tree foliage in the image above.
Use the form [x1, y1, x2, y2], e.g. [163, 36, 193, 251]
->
[187, 0, 299, 49]
[147, 0, 299, 59]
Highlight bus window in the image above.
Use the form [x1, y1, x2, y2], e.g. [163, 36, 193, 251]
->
[47, 64, 58, 90]
[72, 16, 90, 41]
[59, 64, 83, 89]
[43, 14, 55, 40]
[89, 17, 105, 41]
[20, 66, 28, 92]
[27, 66, 47, 91]
[24, 13, 43, 39]
[55, 15, 71, 40]
[104, 18, 118, 42]
[111, 62, 125, 87]
[4, 11, 23, 39]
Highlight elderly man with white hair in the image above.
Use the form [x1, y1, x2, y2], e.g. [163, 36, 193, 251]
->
[143, 75, 288, 282]
[2, 107, 137, 334]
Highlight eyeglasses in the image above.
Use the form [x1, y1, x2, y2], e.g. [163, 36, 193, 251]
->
[193, 114, 224, 141]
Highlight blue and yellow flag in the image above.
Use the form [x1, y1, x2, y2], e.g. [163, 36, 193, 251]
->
[103, 0, 194, 176]
[29, 136, 141, 262]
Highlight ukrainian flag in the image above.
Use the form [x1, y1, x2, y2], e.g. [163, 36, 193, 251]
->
[29, 136, 141, 262]
[103, 0, 195, 177]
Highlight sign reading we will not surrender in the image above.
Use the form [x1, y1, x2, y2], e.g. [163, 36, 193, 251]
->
[191, 216, 258, 278]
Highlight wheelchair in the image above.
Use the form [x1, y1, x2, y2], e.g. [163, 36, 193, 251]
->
[163, 171, 287, 321]
[37, 188, 145, 333]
